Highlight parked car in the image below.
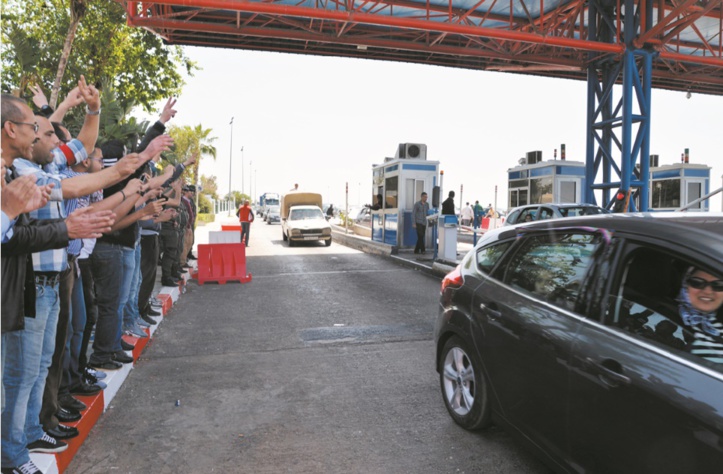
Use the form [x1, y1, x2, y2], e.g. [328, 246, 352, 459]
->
[504, 203, 609, 225]
[435, 213, 723, 473]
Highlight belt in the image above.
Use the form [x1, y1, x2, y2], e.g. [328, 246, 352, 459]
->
[35, 272, 60, 287]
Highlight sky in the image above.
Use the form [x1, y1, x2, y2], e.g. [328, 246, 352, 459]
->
[148, 46, 723, 212]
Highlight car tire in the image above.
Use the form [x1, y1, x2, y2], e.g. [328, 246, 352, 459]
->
[288, 238, 295, 247]
[439, 335, 491, 431]
[325, 238, 332, 247]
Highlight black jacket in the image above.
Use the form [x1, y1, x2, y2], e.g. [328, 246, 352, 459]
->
[442, 197, 455, 215]
[1, 213, 68, 333]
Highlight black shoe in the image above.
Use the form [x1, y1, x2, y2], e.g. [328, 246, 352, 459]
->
[58, 394, 87, 412]
[121, 339, 136, 351]
[141, 313, 158, 325]
[69, 382, 102, 397]
[27, 433, 67, 453]
[188, 254, 196, 260]
[1, 460, 42, 473]
[147, 306, 161, 316]
[88, 359, 123, 371]
[112, 351, 134, 364]
[46, 424, 79, 440]
[56, 407, 81, 423]
[182, 263, 191, 268]
[161, 279, 179, 286]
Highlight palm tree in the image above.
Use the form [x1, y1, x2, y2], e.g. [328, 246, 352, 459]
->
[49, 0, 88, 108]
[165, 124, 218, 185]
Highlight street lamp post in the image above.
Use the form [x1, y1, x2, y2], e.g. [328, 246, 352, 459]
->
[228, 117, 234, 216]
[249, 160, 253, 203]
[241, 146, 245, 198]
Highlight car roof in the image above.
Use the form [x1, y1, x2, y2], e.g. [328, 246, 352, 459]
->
[480, 212, 723, 261]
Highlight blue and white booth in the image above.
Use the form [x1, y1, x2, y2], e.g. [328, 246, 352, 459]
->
[649, 159, 711, 211]
[371, 143, 439, 248]
[507, 150, 587, 208]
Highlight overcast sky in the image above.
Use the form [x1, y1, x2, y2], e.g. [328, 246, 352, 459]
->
[152, 46, 723, 211]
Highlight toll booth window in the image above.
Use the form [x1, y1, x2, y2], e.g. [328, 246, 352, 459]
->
[651, 179, 680, 208]
[385, 176, 398, 209]
[687, 182, 702, 209]
[530, 177, 553, 204]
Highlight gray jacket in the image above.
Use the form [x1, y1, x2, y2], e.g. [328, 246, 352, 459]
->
[413, 200, 430, 226]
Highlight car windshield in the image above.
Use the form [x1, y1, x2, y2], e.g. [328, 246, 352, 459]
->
[289, 208, 324, 220]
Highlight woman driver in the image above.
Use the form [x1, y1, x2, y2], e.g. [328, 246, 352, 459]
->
[678, 267, 723, 364]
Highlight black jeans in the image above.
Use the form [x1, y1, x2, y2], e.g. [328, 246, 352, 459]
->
[138, 234, 159, 316]
[78, 258, 97, 372]
[415, 224, 427, 254]
[160, 226, 179, 282]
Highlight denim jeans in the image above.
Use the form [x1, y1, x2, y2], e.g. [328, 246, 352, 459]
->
[88, 242, 123, 365]
[1, 280, 59, 467]
[123, 241, 142, 328]
[62, 270, 86, 392]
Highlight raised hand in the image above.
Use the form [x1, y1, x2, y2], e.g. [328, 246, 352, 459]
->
[65, 207, 115, 239]
[78, 75, 100, 112]
[142, 199, 164, 217]
[59, 86, 84, 109]
[1, 175, 47, 219]
[160, 98, 177, 124]
[29, 84, 49, 109]
[139, 135, 174, 163]
[183, 151, 198, 168]
[116, 154, 143, 177]
[123, 178, 143, 196]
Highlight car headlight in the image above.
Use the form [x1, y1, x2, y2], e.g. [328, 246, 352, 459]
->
[290, 229, 301, 235]
[322, 228, 331, 236]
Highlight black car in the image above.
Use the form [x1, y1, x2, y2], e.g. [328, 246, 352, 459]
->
[435, 213, 723, 473]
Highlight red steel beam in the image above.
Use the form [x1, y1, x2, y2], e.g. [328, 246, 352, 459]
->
[125, 0, 625, 54]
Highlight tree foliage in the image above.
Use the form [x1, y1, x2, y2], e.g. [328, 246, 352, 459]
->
[199, 175, 219, 200]
[164, 124, 218, 185]
[1, 0, 197, 112]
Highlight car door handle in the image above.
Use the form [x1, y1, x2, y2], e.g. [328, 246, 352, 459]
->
[585, 357, 631, 387]
[479, 303, 501, 319]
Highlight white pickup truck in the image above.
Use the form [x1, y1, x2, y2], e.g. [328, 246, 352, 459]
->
[280, 192, 332, 247]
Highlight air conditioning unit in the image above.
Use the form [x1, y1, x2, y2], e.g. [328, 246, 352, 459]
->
[526, 150, 542, 164]
[395, 143, 427, 160]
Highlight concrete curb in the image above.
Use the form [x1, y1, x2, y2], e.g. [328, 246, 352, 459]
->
[30, 271, 193, 474]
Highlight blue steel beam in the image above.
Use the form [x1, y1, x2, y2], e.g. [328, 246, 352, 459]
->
[586, 0, 655, 211]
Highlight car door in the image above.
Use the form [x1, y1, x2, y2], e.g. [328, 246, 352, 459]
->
[568, 241, 723, 473]
[472, 230, 604, 460]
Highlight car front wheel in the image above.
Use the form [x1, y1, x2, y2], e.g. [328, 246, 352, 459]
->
[439, 336, 491, 431]
[325, 238, 332, 247]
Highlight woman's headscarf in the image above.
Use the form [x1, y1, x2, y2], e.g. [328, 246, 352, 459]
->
[677, 266, 721, 337]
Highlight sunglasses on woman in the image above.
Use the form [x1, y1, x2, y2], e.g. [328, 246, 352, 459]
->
[687, 277, 723, 292]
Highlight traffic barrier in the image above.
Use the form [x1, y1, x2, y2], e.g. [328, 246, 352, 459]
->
[194, 243, 252, 285]
[209, 230, 241, 244]
[221, 224, 241, 232]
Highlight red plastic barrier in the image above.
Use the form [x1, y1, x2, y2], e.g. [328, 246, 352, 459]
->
[221, 224, 242, 232]
[480, 217, 491, 230]
[194, 243, 252, 285]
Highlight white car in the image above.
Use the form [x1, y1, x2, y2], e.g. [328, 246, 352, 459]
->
[281, 205, 332, 246]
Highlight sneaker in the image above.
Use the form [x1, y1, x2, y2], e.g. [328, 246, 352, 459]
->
[141, 313, 158, 326]
[58, 394, 87, 412]
[147, 306, 161, 316]
[69, 382, 102, 396]
[1, 459, 41, 474]
[150, 297, 163, 307]
[84, 378, 107, 390]
[123, 324, 148, 338]
[111, 351, 134, 364]
[136, 318, 151, 328]
[27, 432, 68, 453]
[84, 367, 107, 380]
[88, 359, 123, 371]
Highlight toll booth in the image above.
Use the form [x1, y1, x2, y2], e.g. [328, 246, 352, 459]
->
[649, 160, 711, 211]
[508, 151, 587, 208]
[370, 143, 439, 248]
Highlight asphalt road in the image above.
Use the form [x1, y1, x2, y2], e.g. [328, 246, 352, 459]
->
[69, 222, 551, 474]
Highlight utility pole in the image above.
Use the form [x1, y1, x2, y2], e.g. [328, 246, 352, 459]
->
[241, 146, 245, 198]
[228, 117, 234, 216]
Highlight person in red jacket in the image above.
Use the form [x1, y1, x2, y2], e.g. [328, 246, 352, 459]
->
[236, 199, 254, 246]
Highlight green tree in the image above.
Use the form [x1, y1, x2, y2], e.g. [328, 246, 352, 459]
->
[165, 124, 218, 185]
[227, 190, 250, 203]
[199, 175, 219, 200]
[1, 0, 197, 112]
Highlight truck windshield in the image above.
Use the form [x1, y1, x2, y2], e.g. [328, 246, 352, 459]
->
[289, 209, 324, 220]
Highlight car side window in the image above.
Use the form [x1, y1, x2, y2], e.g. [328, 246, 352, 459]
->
[539, 207, 554, 219]
[609, 246, 723, 373]
[506, 210, 520, 225]
[503, 232, 601, 312]
[476, 241, 513, 274]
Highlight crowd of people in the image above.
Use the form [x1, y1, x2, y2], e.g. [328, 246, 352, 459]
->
[1, 81, 198, 474]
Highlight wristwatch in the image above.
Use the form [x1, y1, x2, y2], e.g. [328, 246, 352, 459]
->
[86, 106, 101, 116]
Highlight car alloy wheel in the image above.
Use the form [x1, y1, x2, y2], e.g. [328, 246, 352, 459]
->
[440, 336, 491, 430]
